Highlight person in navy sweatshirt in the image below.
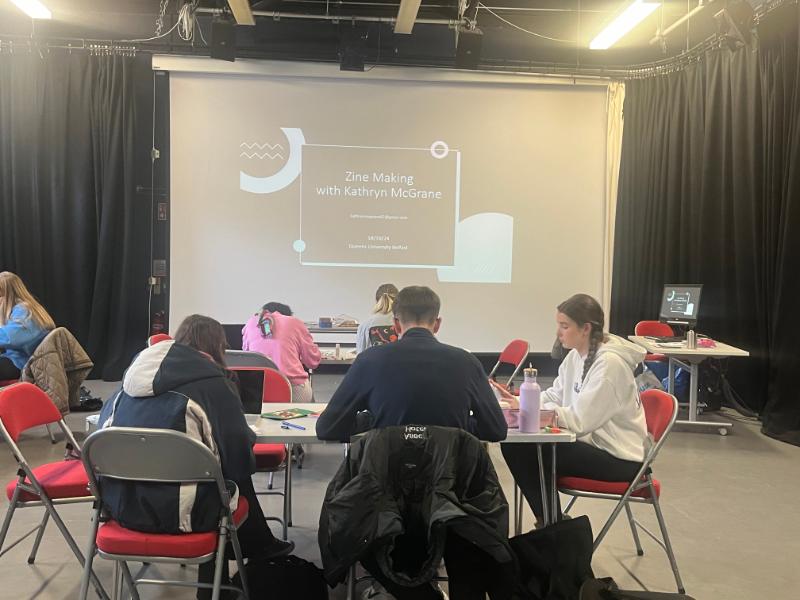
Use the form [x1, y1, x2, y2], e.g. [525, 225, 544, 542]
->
[316, 285, 507, 442]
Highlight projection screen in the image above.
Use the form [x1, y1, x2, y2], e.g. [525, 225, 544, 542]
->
[160, 57, 610, 352]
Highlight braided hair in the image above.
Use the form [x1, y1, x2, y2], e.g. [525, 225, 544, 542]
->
[557, 294, 606, 383]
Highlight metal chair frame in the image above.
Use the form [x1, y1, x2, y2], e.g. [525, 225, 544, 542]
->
[0, 386, 109, 599]
[488, 339, 530, 387]
[228, 364, 293, 539]
[78, 427, 250, 600]
[559, 392, 685, 594]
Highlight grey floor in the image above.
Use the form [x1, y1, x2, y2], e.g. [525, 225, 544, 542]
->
[1, 376, 799, 599]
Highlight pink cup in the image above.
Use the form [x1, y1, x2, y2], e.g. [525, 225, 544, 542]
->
[503, 408, 519, 428]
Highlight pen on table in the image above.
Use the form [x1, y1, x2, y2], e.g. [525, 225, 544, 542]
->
[280, 421, 306, 431]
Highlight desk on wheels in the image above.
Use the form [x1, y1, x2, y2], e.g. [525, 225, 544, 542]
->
[501, 429, 576, 534]
[628, 336, 749, 435]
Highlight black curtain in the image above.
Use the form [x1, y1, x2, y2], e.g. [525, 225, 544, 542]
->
[611, 3, 800, 445]
[0, 53, 151, 380]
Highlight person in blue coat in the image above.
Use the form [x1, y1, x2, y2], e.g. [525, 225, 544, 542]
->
[0, 272, 54, 380]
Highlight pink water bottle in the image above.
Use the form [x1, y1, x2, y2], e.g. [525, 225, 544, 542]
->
[518, 367, 541, 433]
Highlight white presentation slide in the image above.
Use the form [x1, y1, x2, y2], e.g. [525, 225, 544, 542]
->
[166, 59, 609, 352]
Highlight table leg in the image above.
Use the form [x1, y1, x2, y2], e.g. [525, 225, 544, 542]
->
[551, 443, 558, 523]
[536, 444, 549, 526]
[667, 358, 675, 395]
[286, 443, 293, 528]
[513, 483, 519, 535]
[688, 362, 699, 422]
[672, 357, 733, 433]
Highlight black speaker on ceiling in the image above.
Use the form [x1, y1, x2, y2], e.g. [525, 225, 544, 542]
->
[339, 26, 366, 72]
[211, 16, 236, 62]
[455, 27, 483, 70]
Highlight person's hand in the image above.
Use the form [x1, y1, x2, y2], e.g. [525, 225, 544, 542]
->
[489, 379, 519, 408]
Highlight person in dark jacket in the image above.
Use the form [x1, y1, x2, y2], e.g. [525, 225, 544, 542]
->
[316, 285, 507, 442]
[317, 287, 510, 598]
[319, 425, 516, 599]
[98, 315, 292, 599]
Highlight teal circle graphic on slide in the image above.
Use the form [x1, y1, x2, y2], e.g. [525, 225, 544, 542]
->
[293, 239, 306, 253]
[430, 141, 449, 159]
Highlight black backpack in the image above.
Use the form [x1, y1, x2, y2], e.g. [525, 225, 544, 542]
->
[232, 554, 328, 599]
[510, 516, 595, 600]
[579, 577, 695, 600]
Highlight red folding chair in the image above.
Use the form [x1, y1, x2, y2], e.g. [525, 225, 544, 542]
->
[228, 365, 292, 540]
[78, 427, 250, 600]
[0, 382, 108, 599]
[488, 339, 530, 386]
[635, 321, 675, 363]
[147, 333, 172, 346]
[558, 390, 685, 594]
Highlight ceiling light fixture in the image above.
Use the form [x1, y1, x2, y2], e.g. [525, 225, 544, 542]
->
[227, 0, 255, 26]
[10, 0, 52, 19]
[394, 0, 423, 35]
[590, 1, 660, 50]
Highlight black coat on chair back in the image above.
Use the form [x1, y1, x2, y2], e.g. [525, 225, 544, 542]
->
[318, 424, 513, 586]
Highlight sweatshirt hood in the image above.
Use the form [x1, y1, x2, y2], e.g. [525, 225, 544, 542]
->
[596, 334, 646, 370]
[122, 340, 226, 398]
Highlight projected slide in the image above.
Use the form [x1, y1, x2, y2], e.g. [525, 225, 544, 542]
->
[299, 143, 458, 268]
[237, 127, 510, 281]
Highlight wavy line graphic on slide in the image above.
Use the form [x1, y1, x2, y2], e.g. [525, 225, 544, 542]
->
[239, 151, 285, 160]
[240, 128, 305, 194]
[240, 142, 285, 151]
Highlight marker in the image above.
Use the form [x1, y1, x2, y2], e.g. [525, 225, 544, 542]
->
[280, 421, 306, 431]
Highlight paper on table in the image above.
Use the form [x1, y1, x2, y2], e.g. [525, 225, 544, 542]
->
[261, 408, 320, 420]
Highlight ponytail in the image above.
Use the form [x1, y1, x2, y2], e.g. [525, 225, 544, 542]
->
[372, 283, 398, 315]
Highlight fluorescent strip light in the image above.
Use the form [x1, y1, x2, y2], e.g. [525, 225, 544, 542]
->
[590, 1, 660, 50]
[394, 0, 423, 35]
[10, 0, 52, 19]
[227, 0, 255, 26]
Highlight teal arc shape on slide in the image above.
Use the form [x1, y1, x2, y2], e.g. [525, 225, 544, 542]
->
[436, 212, 513, 283]
[240, 128, 306, 194]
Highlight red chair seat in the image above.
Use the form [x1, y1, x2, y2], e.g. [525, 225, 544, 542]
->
[558, 476, 661, 499]
[0, 379, 19, 388]
[645, 353, 668, 362]
[253, 443, 287, 470]
[6, 459, 90, 502]
[96, 496, 249, 558]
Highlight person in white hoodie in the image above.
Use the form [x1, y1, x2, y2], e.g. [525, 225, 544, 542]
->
[497, 293, 649, 523]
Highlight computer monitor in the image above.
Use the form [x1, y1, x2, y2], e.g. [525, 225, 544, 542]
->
[659, 284, 703, 327]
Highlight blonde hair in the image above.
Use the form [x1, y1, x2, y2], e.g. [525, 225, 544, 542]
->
[0, 272, 55, 330]
[372, 283, 398, 315]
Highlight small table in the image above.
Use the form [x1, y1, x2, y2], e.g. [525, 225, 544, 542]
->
[247, 403, 331, 535]
[628, 335, 750, 435]
[501, 429, 576, 534]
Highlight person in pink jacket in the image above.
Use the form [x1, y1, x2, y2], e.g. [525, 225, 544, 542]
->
[241, 303, 321, 402]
